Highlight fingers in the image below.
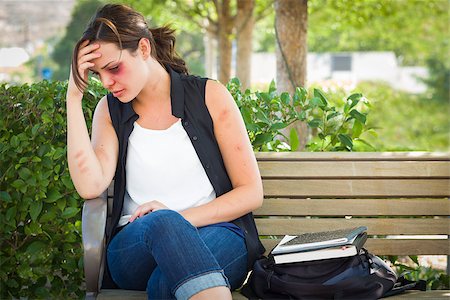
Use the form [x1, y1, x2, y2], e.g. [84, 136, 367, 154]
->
[78, 41, 100, 58]
[129, 201, 168, 223]
[79, 52, 101, 65]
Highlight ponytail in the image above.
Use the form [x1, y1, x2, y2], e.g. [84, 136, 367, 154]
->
[150, 26, 188, 75]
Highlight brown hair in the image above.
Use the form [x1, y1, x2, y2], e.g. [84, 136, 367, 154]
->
[71, 3, 188, 92]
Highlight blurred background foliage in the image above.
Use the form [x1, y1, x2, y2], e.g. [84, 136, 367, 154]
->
[31, 0, 446, 153]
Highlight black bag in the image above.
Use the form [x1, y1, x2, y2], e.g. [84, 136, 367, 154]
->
[241, 249, 426, 299]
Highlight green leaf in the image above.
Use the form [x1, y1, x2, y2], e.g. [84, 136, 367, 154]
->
[61, 176, 74, 189]
[308, 119, 321, 128]
[230, 77, 241, 86]
[61, 207, 80, 219]
[31, 156, 42, 162]
[354, 138, 377, 150]
[352, 120, 363, 137]
[31, 124, 40, 136]
[270, 122, 288, 131]
[409, 255, 419, 266]
[289, 128, 300, 151]
[11, 179, 25, 189]
[253, 133, 273, 147]
[10, 135, 19, 147]
[46, 189, 62, 203]
[255, 110, 270, 124]
[18, 167, 32, 180]
[349, 110, 367, 124]
[0, 191, 12, 203]
[280, 92, 290, 105]
[347, 93, 362, 105]
[268, 80, 276, 93]
[26, 240, 47, 256]
[6, 206, 17, 221]
[313, 89, 329, 107]
[240, 107, 252, 125]
[57, 198, 66, 211]
[310, 97, 323, 107]
[327, 112, 340, 121]
[30, 201, 43, 222]
[338, 134, 353, 150]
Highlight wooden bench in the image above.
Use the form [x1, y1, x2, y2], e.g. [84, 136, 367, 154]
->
[82, 152, 450, 299]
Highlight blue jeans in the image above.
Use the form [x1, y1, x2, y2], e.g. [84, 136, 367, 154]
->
[107, 209, 248, 299]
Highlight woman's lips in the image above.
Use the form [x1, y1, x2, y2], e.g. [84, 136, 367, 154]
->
[113, 89, 125, 97]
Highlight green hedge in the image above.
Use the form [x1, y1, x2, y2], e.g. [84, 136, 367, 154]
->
[0, 80, 105, 299]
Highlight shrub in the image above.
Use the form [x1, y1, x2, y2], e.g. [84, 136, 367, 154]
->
[0, 79, 106, 299]
[227, 78, 375, 151]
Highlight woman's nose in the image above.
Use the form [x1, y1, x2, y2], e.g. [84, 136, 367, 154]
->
[102, 75, 115, 88]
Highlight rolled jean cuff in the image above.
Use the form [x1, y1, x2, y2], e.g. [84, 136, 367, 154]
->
[174, 270, 230, 300]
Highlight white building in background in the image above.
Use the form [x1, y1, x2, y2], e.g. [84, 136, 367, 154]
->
[251, 51, 428, 93]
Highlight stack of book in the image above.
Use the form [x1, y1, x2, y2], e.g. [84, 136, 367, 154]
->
[270, 226, 368, 264]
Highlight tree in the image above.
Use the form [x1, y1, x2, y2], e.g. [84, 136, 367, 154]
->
[51, 0, 104, 81]
[236, 0, 254, 90]
[128, 0, 272, 85]
[275, 0, 308, 150]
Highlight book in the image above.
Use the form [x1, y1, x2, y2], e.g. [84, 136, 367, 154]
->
[272, 232, 368, 264]
[271, 226, 367, 255]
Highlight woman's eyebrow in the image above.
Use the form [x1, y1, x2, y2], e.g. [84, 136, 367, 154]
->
[101, 60, 116, 69]
[88, 60, 117, 72]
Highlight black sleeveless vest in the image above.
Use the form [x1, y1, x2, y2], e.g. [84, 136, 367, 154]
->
[102, 66, 265, 288]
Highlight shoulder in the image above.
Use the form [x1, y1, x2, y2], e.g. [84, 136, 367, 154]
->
[93, 95, 112, 124]
[204, 79, 236, 118]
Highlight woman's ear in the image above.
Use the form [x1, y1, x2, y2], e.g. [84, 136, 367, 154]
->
[138, 38, 151, 59]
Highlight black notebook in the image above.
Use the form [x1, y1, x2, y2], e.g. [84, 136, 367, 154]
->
[271, 226, 368, 255]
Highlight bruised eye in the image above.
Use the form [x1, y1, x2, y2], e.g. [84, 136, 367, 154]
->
[109, 65, 119, 73]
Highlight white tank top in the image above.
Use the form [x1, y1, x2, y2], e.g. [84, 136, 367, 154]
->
[118, 119, 216, 226]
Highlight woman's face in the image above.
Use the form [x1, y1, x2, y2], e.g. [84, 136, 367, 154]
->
[88, 41, 150, 102]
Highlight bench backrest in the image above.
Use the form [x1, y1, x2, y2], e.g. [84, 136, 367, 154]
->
[254, 152, 450, 257]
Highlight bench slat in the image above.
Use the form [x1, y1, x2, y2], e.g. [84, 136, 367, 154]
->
[258, 161, 450, 178]
[255, 152, 450, 161]
[263, 179, 450, 197]
[255, 218, 450, 235]
[255, 198, 450, 216]
[260, 239, 450, 256]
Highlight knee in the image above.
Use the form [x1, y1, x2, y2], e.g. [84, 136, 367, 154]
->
[138, 209, 191, 235]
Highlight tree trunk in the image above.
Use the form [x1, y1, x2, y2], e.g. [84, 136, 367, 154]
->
[217, 0, 233, 84]
[275, 0, 308, 150]
[236, 0, 255, 90]
[204, 29, 218, 79]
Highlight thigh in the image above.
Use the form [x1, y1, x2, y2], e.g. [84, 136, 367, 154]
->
[107, 219, 157, 290]
[197, 226, 248, 290]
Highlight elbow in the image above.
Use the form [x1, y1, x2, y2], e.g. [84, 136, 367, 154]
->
[251, 183, 264, 211]
[74, 180, 106, 200]
[77, 188, 103, 200]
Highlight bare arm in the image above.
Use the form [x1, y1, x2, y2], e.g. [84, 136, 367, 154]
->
[67, 96, 118, 199]
[180, 80, 263, 227]
[66, 40, 118, 199]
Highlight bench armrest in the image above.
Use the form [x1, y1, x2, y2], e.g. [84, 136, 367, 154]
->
[82, 190, 108, 298]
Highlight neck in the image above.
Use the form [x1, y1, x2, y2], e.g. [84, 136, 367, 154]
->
[135, 62, 171, 109]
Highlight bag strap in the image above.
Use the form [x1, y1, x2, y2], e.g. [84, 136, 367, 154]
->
[382, 276, 427, 298]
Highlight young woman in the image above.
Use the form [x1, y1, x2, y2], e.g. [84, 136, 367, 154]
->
[66, 4, 264, 300]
